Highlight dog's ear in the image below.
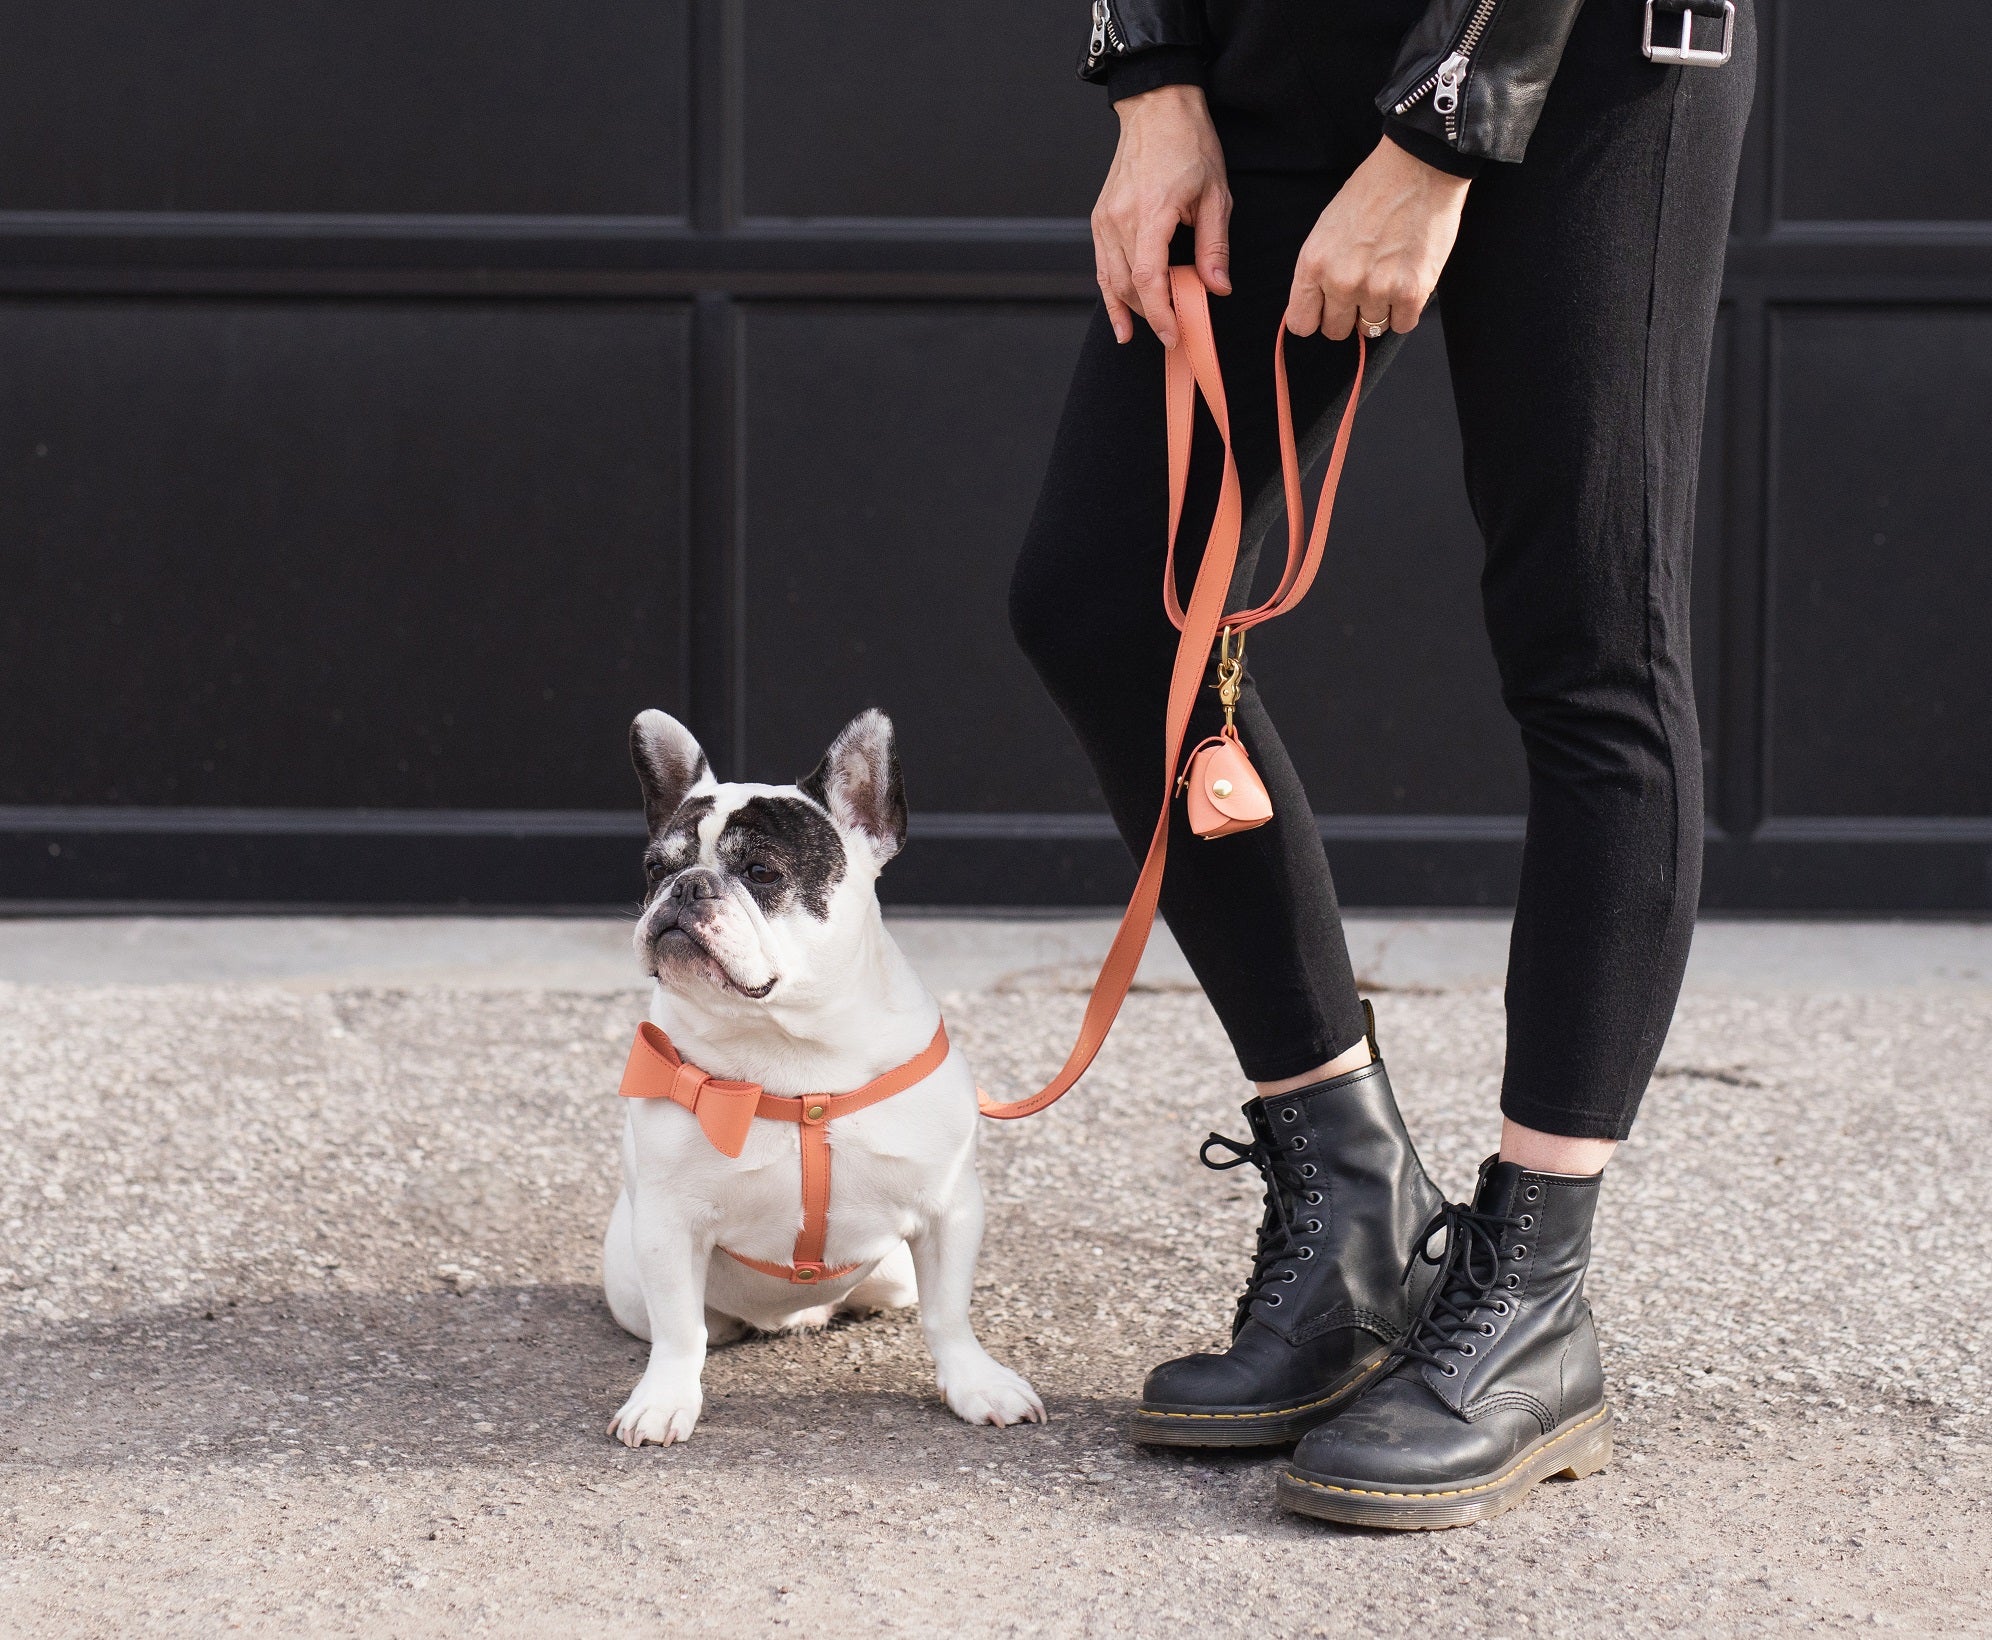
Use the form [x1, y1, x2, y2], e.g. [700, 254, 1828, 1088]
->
[630, 710, 710, 835]
[801, 709, 907, 865]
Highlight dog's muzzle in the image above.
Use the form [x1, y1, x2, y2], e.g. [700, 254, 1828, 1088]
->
[650, 867, 725, 935]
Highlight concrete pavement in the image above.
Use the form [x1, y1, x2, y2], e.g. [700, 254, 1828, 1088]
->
[3, 911, 1991, 994]
[3, 916, 1989, 1636]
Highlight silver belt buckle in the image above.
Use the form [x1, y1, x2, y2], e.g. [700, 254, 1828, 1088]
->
[1642, 0, 1735, 66]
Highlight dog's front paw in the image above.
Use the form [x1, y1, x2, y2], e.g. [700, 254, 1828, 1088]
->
[937, 1355, 1045, 1428]
[607, 1378, 703, 1448]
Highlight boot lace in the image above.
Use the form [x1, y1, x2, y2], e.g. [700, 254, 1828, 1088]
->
[1200, 1130, 1320, 1334]
[1389, 1198, 1526, 1378]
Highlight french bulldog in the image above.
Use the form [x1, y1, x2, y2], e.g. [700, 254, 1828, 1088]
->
[602, 707, 1044, 1446]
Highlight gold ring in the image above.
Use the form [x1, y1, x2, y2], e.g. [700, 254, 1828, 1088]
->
[1359, 309, 1390, 340]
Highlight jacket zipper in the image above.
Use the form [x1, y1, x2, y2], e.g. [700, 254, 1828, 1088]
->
[1086, 0, 1127, 75]
[1391, 0, 1499, 143]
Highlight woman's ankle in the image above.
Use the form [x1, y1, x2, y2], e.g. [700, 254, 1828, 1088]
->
[1498, 1117, 1617, 1177]
[1254, 1036, 1374, 1098]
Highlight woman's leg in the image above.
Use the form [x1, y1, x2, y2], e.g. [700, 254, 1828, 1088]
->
[1015, 174, 1454, 1447]
[1282, 2, 1756, 1529]
[1441, 3, 1757, 1147]
[1011, 172, 1378, 1083]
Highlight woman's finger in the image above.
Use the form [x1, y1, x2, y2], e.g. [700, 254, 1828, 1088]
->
[1386, 279, 1429, 334]
[1320, 254, 1379, 341]
[1094, 233, 1137, 345]
[1283, 254, 1324, 335]
[1128, 214, 1181, 350]
[1317, 269, 1359, 342]
[1194, 185, 1232, 296]
[1094, 207, 1143, 340]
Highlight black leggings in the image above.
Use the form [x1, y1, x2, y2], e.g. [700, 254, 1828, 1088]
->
[1010, 1, 1755, 1141]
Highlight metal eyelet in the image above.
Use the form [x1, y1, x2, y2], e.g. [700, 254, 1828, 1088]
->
[1479, 1322, 1495, 1335]
[1305, 1220, 1322, 1235]
[1442, 1362, 1459, 1376]
[1280, 1109, 1298, 1123]
[1524, 1185, 1540, 1202]
[1281, 1270, 1298, 1283]
[1504, 1273, 1521, 1288]
[1493, 1301, 1510, 1315]
[1511, 1245, 1527, 1259]
[1296, 1247, 1314, 1261]
[1265, 1294, 1282, 1308]
[1289, 1136, 1307, 1151]
[1518, 1215, 1535, 1230]
[1305, 1190, 1322, 1205]
[1459, 1343, 1476, 1357]
[1299, 1163, 1317, 1179]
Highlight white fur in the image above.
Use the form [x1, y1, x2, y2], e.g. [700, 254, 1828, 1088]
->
[602, 713, 1042, 1446]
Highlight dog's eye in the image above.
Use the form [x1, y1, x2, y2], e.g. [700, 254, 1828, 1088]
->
[744, 862, 781, 886]
[643, 859, 666, 884]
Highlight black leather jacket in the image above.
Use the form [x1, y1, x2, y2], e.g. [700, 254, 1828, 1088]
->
[1081, 0, 1591, 166]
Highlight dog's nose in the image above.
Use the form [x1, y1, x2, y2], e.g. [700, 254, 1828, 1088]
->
[655, 868, 723, 927]
[668, 868, 722, 905]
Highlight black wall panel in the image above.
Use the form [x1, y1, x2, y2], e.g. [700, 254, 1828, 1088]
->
[0, 2, 689, 216]
[1766, 309, 1992, 817]
[742, 1, 1112, 220]
[0, 0, 1986, 911]
[1778, 0, 1991, 223]
[739, 303, 1099, 807]
[0, 300, 692, 808]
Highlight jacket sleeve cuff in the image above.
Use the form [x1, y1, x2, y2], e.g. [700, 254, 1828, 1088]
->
[1382, 119, 1485, 180]
[1106, 46, 1208, 104]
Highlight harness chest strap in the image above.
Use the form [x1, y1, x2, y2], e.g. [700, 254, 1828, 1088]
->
[617, 1019, 952, 1285]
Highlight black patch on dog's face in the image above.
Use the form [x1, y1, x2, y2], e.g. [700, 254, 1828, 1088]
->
[716, 795, 846, 919]
[642, 795, 715, 897]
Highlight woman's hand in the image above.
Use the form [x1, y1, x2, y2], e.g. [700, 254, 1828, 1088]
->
[1091, 84, 1231, 350]
[1284, 137, 1471, 340]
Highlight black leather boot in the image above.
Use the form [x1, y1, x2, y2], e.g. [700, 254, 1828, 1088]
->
[1131, 1048, 1446, 1447]
[1279, 1156, 1614, 1528]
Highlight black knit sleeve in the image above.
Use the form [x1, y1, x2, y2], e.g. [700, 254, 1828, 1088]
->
[1105, 45, 1208, 103]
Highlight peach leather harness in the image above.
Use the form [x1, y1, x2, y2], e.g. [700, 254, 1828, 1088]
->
[617, 1017, 952, 1284]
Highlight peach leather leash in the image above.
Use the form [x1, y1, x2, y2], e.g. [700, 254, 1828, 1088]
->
[977, 266, 1365, 1123]
[617, 1018, 952, 1284]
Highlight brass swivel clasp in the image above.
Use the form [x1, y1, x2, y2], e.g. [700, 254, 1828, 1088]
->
[1214, 625, 1246, 735]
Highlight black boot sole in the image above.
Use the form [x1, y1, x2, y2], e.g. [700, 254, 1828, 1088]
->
[1276, 1404, 1614, 1529]
[1129, 1346, 1392, 1449]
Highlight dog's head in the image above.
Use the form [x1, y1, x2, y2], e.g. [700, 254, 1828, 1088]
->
[628, 708, 907, 1011]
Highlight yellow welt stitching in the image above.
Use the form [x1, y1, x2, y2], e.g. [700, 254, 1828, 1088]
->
[1281, 1406, 1610, 1499]
[1137, 1354, 1387, 1420]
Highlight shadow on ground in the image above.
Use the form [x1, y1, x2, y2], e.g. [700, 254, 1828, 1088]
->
[9, 1281, 1206, 1522]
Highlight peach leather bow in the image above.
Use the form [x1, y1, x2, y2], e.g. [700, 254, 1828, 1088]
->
[977, 267, 1364, 1123]
[619, 1022, 766, 1158]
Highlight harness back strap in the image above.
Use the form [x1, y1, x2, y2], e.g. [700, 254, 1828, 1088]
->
[619, 1019, 951, 1284]
[976, 267, 1364, 1122]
